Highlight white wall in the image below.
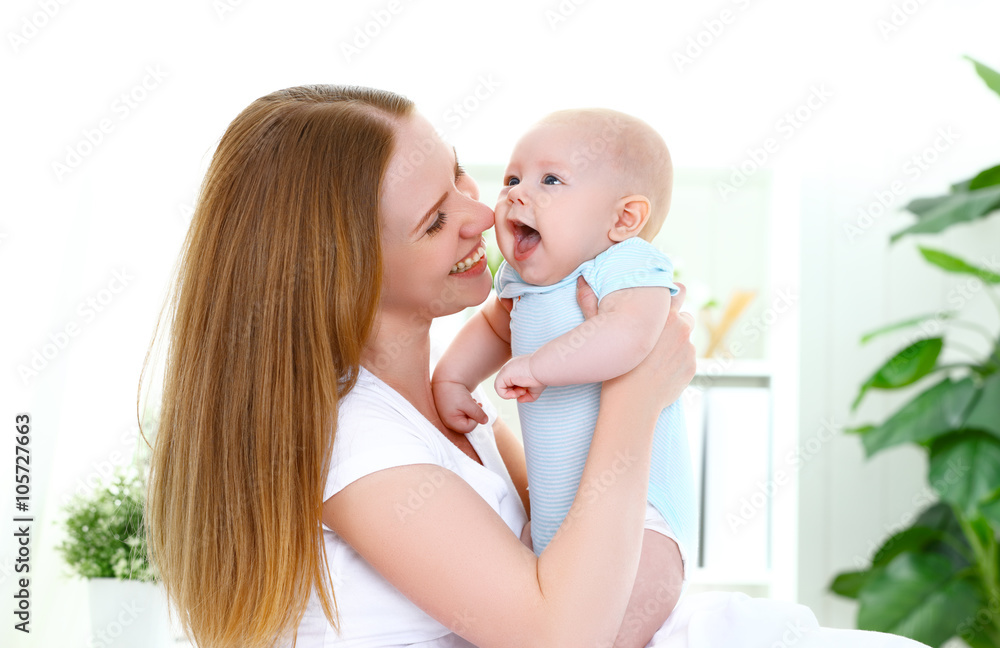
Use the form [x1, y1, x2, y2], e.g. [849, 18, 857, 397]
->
[2, 0, 999, 644]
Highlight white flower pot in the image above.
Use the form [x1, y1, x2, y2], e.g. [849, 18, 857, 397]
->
[87, 578, 172, 647]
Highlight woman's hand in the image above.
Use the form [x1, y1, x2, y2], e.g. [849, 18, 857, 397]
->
[577, 277, 696, 414]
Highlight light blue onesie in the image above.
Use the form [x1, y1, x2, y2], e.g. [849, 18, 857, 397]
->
[495, 237, 698, 560]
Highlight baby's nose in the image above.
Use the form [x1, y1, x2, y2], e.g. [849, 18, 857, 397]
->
[507, 185, 526, 205]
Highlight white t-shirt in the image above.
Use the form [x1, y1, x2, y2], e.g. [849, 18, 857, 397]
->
[292, 365, 528, 647]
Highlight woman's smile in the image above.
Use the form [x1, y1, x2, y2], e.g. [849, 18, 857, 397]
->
[449, 238, 488, 276]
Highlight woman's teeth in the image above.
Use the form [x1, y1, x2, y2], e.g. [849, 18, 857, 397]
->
[450, 245, 486, 274]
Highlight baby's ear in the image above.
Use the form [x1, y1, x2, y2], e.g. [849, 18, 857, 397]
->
[609, 195, 651, 242]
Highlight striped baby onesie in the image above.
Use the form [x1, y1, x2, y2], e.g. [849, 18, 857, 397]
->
[495, 236, 697, 559]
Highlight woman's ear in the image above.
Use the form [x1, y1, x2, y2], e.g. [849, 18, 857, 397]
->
[609, 195, 651, 242]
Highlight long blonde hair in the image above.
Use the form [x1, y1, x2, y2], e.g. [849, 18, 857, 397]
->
[142, 85, 414, 647]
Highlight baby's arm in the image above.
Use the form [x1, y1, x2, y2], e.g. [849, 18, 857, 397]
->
[431, 295, 513, 432]
[497, 286, 671, 398]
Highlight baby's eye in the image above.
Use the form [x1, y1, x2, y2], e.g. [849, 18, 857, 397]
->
[505, 176, 520, 187]
[542, 175, 562, 185]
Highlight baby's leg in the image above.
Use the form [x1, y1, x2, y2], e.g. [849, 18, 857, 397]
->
[611, 528, 684, 648]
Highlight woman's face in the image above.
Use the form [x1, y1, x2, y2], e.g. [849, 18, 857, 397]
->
[378, 113, 495, 321]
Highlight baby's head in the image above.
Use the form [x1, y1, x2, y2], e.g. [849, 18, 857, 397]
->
[495, 108, 673, 286]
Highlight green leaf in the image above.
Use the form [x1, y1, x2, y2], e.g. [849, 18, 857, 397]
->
[979, 489, 1000, 527]
[913, 503, 973, 569]
[966, 515, 995, 551]
[965, 56, 1000, 98]
[853, 338, 944, 410]
[871, 527, 945, 567]
[964, 633, 999, 648]
[914, 502, 961, 536]
[892, 186, 1000, 242]
[929, 431, 1000, 515]
[859, 312, 954, 345]
[964, 373, 1000, 438]
[858, 553, 984, 646]
[830, 569, 875, 599]
[854, 377, 978, 457]
[919, 247, 1000, 283]
[969, 163, 1000, 190]
[906, 194, 954, 219]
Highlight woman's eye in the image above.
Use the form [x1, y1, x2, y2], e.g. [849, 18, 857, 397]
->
[542, 175, 561, 185]
[426, 211, 448, 236]
[505, 176, 520, 187]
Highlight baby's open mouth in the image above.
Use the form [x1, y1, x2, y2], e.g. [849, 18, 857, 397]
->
[511, 219, 541, 261]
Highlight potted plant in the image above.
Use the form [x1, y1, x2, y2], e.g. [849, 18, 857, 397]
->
[57, 467, 172, 646]
[829, 57, 1000, 648]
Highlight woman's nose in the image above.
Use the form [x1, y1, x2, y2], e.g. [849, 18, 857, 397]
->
[459, 198, 495, 238]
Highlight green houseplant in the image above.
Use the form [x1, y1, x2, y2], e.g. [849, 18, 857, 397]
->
[830, 57, 1000, 648]
[57, 467, 172, 646]
[57, 468, 156, 582]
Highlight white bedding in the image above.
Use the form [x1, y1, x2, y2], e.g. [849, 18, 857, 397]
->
[646, 591, 930, 647]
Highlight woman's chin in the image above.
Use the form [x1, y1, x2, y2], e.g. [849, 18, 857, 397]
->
[427, 273, 492, 318]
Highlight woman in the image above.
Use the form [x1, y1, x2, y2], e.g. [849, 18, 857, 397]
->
[145, 85, 930, 648]
[145, 85, 696, 647]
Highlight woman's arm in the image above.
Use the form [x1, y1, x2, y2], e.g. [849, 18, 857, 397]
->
[323, 285, 695, 648]
[323, 389, 657, 647]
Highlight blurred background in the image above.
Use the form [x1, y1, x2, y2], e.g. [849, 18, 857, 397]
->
[2, 0, 999, 645]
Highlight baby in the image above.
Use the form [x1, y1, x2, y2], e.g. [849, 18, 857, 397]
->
[431, 109, 697, 647]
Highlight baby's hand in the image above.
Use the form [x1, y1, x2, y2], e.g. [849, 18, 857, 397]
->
[431, 380, 488, 434]
[494, 355, 546, 403]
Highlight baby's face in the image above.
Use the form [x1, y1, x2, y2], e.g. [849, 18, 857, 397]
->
[495, 122, 621, 286]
